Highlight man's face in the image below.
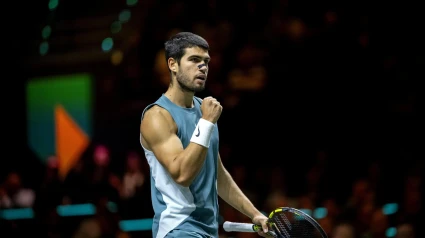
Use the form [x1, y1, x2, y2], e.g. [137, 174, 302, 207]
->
[175, 46, 210, 93]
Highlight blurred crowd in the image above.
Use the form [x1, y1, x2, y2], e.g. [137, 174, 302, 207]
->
[1, 144, 423, 238]
[1, 144, 152, 238]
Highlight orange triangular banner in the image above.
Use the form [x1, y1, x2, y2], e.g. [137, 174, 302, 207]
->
[55, 104, 89, 179]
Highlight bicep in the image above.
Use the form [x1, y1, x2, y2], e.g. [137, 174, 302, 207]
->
[140, 108, 184, 175]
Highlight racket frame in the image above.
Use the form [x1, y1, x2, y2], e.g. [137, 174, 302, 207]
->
[223, 207, 328, 238]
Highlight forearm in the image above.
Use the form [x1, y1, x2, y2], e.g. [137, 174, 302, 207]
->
[171, 144, 208, 186]
[218, 168, 263, 219]
[168, 119, 215, 187]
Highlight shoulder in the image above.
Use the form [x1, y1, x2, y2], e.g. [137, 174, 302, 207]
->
[141, 105, 176, 131]
[143, 104, 167, 117]
[140, 105, 177, 150]
[142, 105, 172, 124]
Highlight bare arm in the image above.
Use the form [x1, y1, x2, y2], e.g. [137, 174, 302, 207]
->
[140, 106, 208, 187]
[217, 154, 263, 219]
[217, 154, 271, 236]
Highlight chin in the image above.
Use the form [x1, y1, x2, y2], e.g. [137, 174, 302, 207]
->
[194, 86, 205, 93]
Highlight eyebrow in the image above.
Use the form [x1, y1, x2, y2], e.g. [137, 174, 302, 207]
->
[188, 55, 211, 61]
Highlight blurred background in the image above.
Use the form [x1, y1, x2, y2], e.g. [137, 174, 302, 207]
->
[2, 0, 424, 237]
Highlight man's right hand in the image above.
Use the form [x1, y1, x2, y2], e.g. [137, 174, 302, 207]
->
[201, 96, 222, 124]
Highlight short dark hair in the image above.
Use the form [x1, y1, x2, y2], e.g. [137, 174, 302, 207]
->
[164, 32, 209, 65]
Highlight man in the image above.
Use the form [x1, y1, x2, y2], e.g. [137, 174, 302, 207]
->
[140, 32, 270, 238]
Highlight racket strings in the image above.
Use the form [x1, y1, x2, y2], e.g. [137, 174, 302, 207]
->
[271, 214, 290, 238]
[270, 212, 321, 238]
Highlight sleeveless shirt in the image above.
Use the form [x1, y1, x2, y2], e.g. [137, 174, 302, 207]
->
[140, 94, 220, 238]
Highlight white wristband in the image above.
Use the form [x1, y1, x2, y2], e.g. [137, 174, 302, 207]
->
[190, 118, 214, 148]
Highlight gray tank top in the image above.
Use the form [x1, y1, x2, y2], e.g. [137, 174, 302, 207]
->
[140, 94, 220, 238]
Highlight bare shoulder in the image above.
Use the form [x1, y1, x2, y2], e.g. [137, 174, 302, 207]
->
[140, 105, 176, 141]
[142, 105, 174, 127]
[143, 105, 169, 120]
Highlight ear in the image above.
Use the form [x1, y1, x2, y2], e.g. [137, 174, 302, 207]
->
[168, 58, 177, 73]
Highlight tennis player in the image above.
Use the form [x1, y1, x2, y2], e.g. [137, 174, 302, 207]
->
[140, 32, 270, 238]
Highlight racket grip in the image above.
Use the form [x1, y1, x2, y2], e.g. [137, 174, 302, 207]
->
[223, 221, 256, 232]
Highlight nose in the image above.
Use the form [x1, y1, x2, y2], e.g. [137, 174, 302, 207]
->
[198, 63, 207, 74]
[198, 63, 208, 75]
[198, 63, 207, 70]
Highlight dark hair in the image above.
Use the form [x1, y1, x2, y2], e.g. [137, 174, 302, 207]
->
[164, 32, 209, 66]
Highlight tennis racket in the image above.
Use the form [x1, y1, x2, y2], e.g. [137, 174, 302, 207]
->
[223, 207, 328, 238]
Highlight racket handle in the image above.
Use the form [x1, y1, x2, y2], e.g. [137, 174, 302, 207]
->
[223, 221, 257, 232]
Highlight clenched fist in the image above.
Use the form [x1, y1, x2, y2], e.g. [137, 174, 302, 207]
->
[201, 96, 222, 124]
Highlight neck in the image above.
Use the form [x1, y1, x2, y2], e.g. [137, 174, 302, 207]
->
[164, 86, 195, 108]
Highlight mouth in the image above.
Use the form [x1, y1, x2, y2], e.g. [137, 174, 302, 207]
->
[195, 74, 207, 80]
